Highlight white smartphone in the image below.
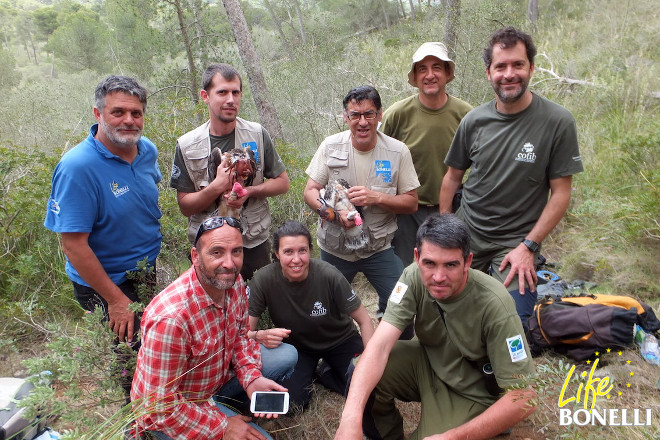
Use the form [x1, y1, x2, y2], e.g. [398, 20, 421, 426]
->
[250, 391, 290, 414]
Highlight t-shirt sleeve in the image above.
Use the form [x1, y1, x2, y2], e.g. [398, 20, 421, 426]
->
[444, 118, 472, 170]
[548, 116, 583, 179]
[484, 307, 536, 389]
[44, 160, 97, 233]
[305, 142, 330, 186]
[379, 109, 395, 137]
[331, 266, 362, 314]
[261, 127, 286, 179]
[169, 143, 196, 193]
[397, 144, 420, 194]
[247, 275, 267, 318]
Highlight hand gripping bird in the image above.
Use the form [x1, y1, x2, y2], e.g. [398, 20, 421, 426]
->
[209, 146, 256, 219]
[317, 179, 368, 250]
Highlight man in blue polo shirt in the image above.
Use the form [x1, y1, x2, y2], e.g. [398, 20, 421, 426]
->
[45, 75, 162, 344]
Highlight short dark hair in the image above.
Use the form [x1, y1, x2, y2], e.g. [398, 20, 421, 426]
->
[94, 75, 147, 111]
[203, 63, 242, 92]
[483, 27, 537, 69]
[273, 220, 313, 258]
[342, 85, 382, 112]
[415, 214, 471, 260]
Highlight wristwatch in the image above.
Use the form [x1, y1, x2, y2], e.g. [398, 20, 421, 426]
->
[522, 239, 540, 253]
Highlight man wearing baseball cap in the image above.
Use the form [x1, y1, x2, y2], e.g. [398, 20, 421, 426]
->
[381, 42, 472, 267]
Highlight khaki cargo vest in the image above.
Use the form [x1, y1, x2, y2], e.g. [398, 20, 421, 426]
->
[317, 132, 402, 258]
[177, 118, 270, 247]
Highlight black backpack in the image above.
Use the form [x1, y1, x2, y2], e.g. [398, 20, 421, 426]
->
[526, 293, 660, 361]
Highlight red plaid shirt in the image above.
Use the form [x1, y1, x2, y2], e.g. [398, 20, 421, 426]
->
[131, 267, 262, 439]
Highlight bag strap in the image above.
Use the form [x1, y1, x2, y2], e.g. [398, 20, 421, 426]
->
[535, 298, 554, 345]
[561, 332, 595, 344]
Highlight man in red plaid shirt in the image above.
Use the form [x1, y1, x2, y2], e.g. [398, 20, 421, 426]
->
[131, 217, 291, 439]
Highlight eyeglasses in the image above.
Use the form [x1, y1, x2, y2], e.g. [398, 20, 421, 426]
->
[194, 216, 243, 246]
[346, 110, 378, 121]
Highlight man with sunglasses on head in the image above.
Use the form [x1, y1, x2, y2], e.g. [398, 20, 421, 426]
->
[131, 217, 296, 440]
[171, 63, 290, 281]
[303, 86, 419, 329]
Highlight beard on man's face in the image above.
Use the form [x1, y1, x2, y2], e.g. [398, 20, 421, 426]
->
[197, 260, 239, 290]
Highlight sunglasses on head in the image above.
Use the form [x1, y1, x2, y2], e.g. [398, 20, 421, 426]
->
[193, 216, 243, 246]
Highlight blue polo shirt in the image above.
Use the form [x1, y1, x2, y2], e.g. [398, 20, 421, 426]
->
[45, 124, 162, 286]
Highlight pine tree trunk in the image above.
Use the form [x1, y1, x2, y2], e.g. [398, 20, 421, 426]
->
[264, 0, 293, 57]
[221, 0, 284, 142]
[444, 0, 461, 56]
[168, 0, 199, 103]
[291, 0, 307, 45]
[527, 0, 539, 30]
[408, 0, 416, 22]
[379, 0, 391, 29]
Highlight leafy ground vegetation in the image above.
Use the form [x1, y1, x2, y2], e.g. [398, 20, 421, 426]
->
[0, 0, 658, 438]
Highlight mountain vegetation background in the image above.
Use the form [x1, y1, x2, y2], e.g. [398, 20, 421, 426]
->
[0, 0, 658, 438]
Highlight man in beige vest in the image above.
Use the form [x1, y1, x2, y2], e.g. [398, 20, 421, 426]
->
[303, 85, 419, 324]
[171, 63, 290, 280]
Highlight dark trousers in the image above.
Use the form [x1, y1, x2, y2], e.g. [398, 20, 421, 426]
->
[241, 240, 272, 282]
[72, 279, 142, 329]
[71, 279, 144, 402]
[283, 332, 364, 408]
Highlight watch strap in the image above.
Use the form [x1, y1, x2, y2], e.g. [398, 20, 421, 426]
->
[522, 239, 540, 253]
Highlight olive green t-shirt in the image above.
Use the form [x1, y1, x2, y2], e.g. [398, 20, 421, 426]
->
[384, 265, 535, 405]
[444, 93, 583, 245]
[381, 95, 472, 205]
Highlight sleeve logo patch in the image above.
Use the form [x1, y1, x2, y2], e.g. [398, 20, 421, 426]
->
[506, 335, 528, 362]
[47, 198, 60, 215]
[171, 164, 181, 179]
[389, 281, 408, 304]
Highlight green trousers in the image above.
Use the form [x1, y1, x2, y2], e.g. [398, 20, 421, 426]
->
[371, 341, 489, 440]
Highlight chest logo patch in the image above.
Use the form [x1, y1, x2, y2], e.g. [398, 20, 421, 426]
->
[242, 142, 260, 164]
[110, 180, 130, 198]
[389, 281, 408, 304]
[375, 160, 392, 183]
[171, 164, 181, 179]
[515, 142, 537, 164]
[310, 301, 327, 317]
[506, 334, 528, 362]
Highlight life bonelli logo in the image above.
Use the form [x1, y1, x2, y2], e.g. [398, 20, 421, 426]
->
[557, 351, 653, 427]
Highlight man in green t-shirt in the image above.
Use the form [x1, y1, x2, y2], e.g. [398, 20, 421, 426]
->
[335, 214, 536, 440]
[381, 42, 472, 266]
[440, 27, 583, 329]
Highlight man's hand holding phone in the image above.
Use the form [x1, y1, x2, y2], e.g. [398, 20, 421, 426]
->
[246, 377, 289, 419]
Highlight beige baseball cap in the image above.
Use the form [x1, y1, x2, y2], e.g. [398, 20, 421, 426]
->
[407, 42, 455, 87]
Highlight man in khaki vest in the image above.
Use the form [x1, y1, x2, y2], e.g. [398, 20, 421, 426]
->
[171, 63, 290, 281]
[303, 85, 419, 324]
